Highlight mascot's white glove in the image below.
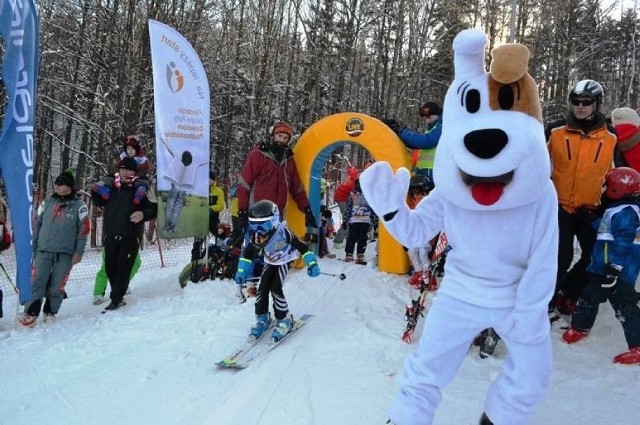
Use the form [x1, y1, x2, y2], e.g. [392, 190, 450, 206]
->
[359, 162, 411, 221]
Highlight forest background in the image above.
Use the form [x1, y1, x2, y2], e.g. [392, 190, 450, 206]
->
[0, 0, 638, 201]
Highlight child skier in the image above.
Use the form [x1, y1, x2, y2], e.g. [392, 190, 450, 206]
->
[406, 174, 435, 287]
[234, 200, 320, 342]
[562, 167, 640, 364]
[343, 179, 373, 264]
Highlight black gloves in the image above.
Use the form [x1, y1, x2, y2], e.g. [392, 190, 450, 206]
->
[382, 118, 402, 135]
[575, 207, 599, 224]
[304, 206, 316, 228]
[601, 264, 622, 288]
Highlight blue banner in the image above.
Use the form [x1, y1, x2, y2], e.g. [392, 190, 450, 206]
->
[0, 0, 39, 303]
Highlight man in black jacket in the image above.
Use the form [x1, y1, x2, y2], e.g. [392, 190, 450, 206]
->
[91, 157, 157, 312]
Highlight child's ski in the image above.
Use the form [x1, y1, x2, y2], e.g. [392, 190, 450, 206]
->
[217, 314, 313, 370]
[215, 322, 275, 368]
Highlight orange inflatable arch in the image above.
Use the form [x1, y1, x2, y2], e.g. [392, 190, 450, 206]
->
[286, 112, 411, 274]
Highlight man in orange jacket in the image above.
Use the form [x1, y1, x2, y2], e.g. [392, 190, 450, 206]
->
[547, 79, 618, 316]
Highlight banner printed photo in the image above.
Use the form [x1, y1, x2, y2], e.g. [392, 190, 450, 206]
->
[149, 20, 210, 239]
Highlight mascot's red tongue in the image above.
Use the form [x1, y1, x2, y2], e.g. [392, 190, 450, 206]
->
[471, 182, 504, 206]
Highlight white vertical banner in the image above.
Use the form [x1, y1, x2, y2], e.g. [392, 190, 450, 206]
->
[149, 20, 210, 239]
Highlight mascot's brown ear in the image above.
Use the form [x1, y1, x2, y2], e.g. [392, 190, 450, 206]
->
[490, 44, 530, 84]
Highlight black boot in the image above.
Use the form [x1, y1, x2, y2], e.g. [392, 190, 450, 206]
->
[479, 412, 494, 425]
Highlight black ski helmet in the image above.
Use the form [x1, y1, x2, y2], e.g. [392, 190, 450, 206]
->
[409, 174, 434, 193]
[248, 200, 280, 244]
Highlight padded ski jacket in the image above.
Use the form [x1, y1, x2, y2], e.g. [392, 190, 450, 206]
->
[33, 192, 90, 256]
[548, 114, 617, 214]
[237, 142, 310, 214]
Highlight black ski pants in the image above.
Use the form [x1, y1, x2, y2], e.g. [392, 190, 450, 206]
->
[553, 208, 596, 304]
[104, 235, 140, 304]
[255, 263, 290, 320]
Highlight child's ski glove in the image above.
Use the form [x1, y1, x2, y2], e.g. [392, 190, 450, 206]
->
[302, 251, 320, 278]
[359, 162, 410, 221]
[92, 183, 111, 200]
[234, 257, 253, 285]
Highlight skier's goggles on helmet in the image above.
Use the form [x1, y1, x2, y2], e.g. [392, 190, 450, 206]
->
[248, 220, 274, 236]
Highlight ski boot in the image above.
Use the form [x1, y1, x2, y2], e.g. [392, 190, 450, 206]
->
[345, 254, 354, 263]
[407, 271, 424, 288]
[613, 347, 640, 365]
[562, 327, 588, 344]
[478, 328, 500, 358]
[272, 313, 294, 342]
[250, 313, 271, 339]
[355, 254, 367, 265]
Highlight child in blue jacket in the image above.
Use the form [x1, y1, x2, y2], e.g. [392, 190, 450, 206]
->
[562, 167, 640, 365]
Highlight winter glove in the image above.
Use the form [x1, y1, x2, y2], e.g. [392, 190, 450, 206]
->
[601, 263, 622, 288]
[234, 257, 252, 285]
[382, 118, 402, 135]
[132, 182, 148, 205]
[575, 207, 599, 224]
[92, 183, 111, 200]
[302, 251, 320, 278]
[304, 206, 317, 228]
[359, 162, 410, 222]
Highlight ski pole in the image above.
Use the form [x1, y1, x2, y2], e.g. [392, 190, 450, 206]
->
[0, 261, 18, 295]
[319, 272, 346, 280]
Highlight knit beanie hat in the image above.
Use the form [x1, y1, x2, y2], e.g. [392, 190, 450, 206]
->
[54, 168, 75, 188]
[119, 157, 138, 172]
[611, 107, 640, 142]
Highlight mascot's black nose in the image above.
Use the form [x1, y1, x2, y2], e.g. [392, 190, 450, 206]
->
[463, 129, 508, 159]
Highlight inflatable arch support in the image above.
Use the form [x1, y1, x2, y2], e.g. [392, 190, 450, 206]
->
[286, 112, 411, 274]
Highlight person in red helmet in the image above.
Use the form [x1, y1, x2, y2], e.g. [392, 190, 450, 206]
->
[562, 167, 640, 365]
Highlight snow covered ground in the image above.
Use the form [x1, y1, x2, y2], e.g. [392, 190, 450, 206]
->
[1, 239, 639, 425]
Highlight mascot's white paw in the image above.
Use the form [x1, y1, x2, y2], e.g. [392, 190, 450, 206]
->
[360, 162, 410, 219]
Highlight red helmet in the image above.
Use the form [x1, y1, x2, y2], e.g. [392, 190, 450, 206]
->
[605, 167, 640, 200]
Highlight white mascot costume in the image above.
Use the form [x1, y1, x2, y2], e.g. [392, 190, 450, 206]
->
[361, 29, 558, 425]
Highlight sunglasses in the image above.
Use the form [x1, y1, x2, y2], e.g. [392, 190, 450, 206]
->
[571, 98, 594, 106]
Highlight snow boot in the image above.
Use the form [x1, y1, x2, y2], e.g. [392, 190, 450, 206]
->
[18, 313, 37, 328]
[250, 313, 271, 339]
[93, 296, 104, 305]
[613, 347, 640, 365]
[355, 254, 367, 265]
[562, 327, 589, 344]
[43, 313, 56, 324]
[103, 299, 126, 312]
[272, 313, 294, 342]
[479, 412, 494, 425]
[345, 254, 354, 263]
[408, 271, 424, 288]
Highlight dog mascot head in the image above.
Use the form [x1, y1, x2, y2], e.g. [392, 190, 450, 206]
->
[433, 28, 550, 211]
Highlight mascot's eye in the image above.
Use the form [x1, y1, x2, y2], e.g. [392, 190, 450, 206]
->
[465, 89, 481, 113]
[498, 85, 515, 109]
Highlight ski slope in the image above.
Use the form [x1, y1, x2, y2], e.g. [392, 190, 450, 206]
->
[1, 241, 639, 425]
